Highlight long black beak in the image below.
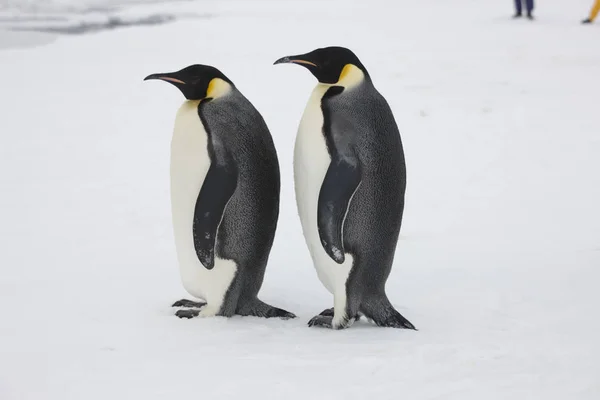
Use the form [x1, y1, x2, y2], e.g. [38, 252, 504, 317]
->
[143, 73, 186, 84]
[273, 56, 292, 65]
[273, 56, 317, 68]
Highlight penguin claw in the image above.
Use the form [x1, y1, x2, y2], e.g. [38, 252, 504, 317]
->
[172, 299, 207, 308]
[175, 309, 201, 319]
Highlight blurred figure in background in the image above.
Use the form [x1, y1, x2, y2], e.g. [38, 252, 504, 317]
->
[513, 0, 534, 20]
[582, 0, 600, 23]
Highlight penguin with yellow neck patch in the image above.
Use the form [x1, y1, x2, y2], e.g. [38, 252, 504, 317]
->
[274, 47, 416, 330]
[144, 64, 295, 320]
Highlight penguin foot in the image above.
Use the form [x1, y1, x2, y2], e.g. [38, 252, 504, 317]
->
[319, 308, 361, 321]
[308, 314, 351, 330]
[319, 308, 334, 317]
[308, 315, 334, 328]
[172, 299, 207, 308]
[175, 309, 201, 319]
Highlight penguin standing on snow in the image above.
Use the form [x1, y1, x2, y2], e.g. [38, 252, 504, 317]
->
[144, 64, 295, 320]
[274, 47, 416, 330]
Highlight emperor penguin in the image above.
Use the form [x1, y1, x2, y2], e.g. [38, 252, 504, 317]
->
[274, 47, 416, 330]
[144, 64, 295, 320]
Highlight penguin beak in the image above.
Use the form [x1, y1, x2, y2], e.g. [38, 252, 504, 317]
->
[273, 56, 318, 68]
[143, 73, 186, 84]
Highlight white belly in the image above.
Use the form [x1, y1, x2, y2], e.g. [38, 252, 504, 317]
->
[170, 100, 237, 313]
[294, 85, 354, 301]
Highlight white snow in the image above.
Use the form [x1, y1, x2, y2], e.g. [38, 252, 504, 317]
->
[1, 0, 600, 399]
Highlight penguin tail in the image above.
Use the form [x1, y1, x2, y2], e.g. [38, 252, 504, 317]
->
[360, 295, 417, 330]
[237, 299, 296, 320]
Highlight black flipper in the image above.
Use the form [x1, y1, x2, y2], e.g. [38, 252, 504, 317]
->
[317, 157, 361, 264]
[317, 85, 362, 264]
[193, 156, 237, 270]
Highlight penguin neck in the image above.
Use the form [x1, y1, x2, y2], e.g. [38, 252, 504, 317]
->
[337, 64, 366, 88]
[317, 64, 367, 91]
[206, 78, 233, 99]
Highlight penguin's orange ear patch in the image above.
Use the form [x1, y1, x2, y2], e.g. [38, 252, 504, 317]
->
[337, 64, 364, 88]
[206, 78, 232, 99]
[339, 64, 353, 82]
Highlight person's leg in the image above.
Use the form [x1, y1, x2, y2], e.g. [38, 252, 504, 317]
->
[526, 0, 534, 18]
[514, 0, 523, 17]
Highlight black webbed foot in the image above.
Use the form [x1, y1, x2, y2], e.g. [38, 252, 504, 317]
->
[319, 308, 334, 317]
[308, 315, 333, 328]
[319, 308, 360, 321]
[308, 314, 351, 330]
[172, 299, 206, 308]
[175, 309, 200, 319]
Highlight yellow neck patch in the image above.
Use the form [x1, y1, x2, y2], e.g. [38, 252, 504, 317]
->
[337, 64, 364, 88]
[206, 78, 232, 99]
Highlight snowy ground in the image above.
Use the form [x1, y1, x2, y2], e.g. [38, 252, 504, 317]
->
[1, 0, 600, 399]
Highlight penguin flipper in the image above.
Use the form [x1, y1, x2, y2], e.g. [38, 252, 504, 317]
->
[192, 161, 237, 269]
[317, 158, 361, 264]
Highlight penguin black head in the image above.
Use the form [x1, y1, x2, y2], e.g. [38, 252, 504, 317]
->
[144, 64, 233, 100]
[273, 46, 369, 85]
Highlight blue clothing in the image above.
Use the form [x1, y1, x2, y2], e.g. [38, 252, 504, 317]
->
[515, 0, 534, 14]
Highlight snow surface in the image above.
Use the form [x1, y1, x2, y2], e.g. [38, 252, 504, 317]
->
[1, 0, 600, 399]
